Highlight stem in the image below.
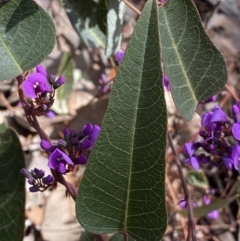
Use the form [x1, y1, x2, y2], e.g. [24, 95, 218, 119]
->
[167, 131, 196, 241]
[225, 83, 239, 102]
[122, 0, 141, 15]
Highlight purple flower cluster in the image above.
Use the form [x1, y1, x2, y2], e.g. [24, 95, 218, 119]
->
[40, 124, 101, 174]
[22, 65, 65, 116]
[97, 73, 111, 96]
[21, 168, 54, 192]
[184, 103, 240, 170]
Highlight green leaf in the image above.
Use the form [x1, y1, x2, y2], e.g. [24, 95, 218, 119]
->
[0, 0, 55, 81]
[97, 0, 108, 34]
[52, 53, 74, 114]
[110, 233, 135, 241]
[80, 231, 95, 241]
[0, 128, 25, 241]
[76, 1, 167, 241]
[179, 195, 238, 218]
[158, 0, 227, 120]
[187, 170, 209, 189]
[105, 0, 126, 57]
[62, 0, 106, 48]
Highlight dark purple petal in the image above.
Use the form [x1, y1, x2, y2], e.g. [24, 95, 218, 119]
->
[211, 106, 228, 123]
[48, 149, 60, 169]
[79, 139, 91, 149]
[222, 157, 233, 170]
[40, 139, 52, 150]
[31, 168, 44, 179]
[179, 200, 187, 209]
[232, 123, 240, 140]
[42, 175, 54, 184]
[53, 76, 65, 89]
[28, 179, 35, 185]
[63, 128, 70, 138]
[29, 185, 39, 192]
[36, 65, 47, 77]
[82, 124, 93, 136]
[74, 154, 88, 165]
[89, 125, 101, 149]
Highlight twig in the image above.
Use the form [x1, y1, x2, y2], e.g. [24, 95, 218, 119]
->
[122, 0, 141, 15]
[167, 131, 197, 241]
[166, 173, 187, 239]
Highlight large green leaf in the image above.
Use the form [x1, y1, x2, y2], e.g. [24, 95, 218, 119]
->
[52, 53, 74, 114]
[105, 0, 126, 57]
[76, 1, 167, 241]
[159, 0, 227, 120]
[62, 0, 106, 48]
[0, 128, 25, 241]
[0, 0, 55, 81]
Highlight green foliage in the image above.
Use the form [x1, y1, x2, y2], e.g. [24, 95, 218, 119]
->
[105, 0, 126, 56]
[0, 128, 25, 241]
[159, 0, 227, 120]
[62, 0, 106, 48]
[76, 1, 167, 240]
[0, 0, 55, 81]
[52, 53, 74, 114]
[187, 170, 209, 189]
[179, 195, 238, 218]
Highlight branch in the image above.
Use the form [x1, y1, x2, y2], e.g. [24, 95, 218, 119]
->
[167, 131, 196, 241]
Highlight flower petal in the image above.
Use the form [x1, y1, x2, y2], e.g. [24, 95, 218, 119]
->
[211, 106, 228, 123]
[232, 123, 240, 140]
[23, 80, 37, 98]
[190, 157, 199, 170]
[36, 65, 47, 77]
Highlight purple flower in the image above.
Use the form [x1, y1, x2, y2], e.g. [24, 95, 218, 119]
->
[42, 175, 54, 185]
[203, 95, 217, 104]
[73, 154, 88, 165]
[29, 186, 39, 192]
[163, 75, 171, 91]
[48, 148, 74, 173]
[82, 124, 101, 149]
[23, 72, 51, 98]
[52, 76, 65, 89]
[36, 64, 47, 76]
[115, 50, 124, 65]
[184, 143, 201, 170]
[210, 106, 228, 123]
[31, 168, 45, 179]
[40, 139, 52, 151]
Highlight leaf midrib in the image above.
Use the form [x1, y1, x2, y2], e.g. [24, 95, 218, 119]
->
[123, 5, 152, 231]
